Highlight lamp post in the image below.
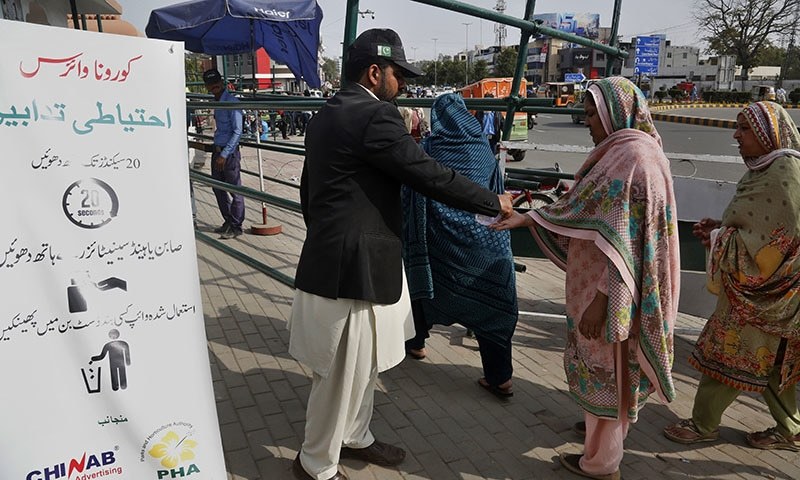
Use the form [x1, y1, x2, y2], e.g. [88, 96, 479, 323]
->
[462, 22, 471, 86]
[432, 37, 438, 87]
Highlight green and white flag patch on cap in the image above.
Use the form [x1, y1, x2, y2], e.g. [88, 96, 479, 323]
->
[377, 45, 392, 57]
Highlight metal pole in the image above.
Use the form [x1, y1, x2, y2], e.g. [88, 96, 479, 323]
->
[410, 0, 628, 59]
[432, 37, 438, 87]
[500, 0, 536, 142]
[69, 0, 80, 29]
[463, 23, 471, 86]
[605, 0, 623, 75]
[341, 0, 361, 85]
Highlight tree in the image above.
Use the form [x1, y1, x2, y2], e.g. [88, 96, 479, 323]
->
[185, 52, 209, 93]
[758, 42, 784, 66]
[320, 57, 340, 87]
[696, 0, 800, 88]
[494, 47, 518, 77]
[471, 59, 489, 82]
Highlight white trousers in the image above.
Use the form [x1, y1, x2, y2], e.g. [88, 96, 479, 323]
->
[299, 301, 378, 480]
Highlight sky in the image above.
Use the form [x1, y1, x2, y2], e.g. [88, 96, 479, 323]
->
[119, 0, 704, 60]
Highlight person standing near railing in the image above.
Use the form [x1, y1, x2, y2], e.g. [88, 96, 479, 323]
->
[203, 68, 244, 239]
[492, 77, 679, 480]
[287, 28, 513, 480]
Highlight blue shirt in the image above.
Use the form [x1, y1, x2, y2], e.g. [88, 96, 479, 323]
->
[482, 111, 496, 136]
[213, 89, 243, 158]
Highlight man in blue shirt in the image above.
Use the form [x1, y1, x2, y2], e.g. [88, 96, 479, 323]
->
[204, 68, 244, 239]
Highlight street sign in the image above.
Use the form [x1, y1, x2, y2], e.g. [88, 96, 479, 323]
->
[635, 47, 659, 57]
[564, 72, 586, 83]
[634, 57, 658, 66]
[635, 36, 660, 76]
[637, 36, 661, 47]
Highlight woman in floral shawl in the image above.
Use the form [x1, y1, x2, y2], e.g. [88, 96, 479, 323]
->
[664, 101, 800, 451]
[492, 77, 680, 479]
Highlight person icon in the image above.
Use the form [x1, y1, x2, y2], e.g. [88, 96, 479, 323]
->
[90, 329, 131, 391]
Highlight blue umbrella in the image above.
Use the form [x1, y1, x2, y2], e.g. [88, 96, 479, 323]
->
[145, 0, 322, 87]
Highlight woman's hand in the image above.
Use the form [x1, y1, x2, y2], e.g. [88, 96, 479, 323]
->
[579, 291, 608, 340]
[490, 211, 534, 231]
[692, 218, 721, 248]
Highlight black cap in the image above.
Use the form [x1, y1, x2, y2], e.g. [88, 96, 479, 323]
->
[202, 68, 223, 84]
[348, 28, 423, 77]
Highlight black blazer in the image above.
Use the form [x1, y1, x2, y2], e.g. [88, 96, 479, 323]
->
[294, 84, 501, 304]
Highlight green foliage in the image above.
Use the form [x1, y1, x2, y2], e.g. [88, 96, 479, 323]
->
[494, 47, 518, 77]
[668, 87, 686, 101]
[184, 53, 206, 93]
[697, 0, 800, 82]
[758, 43, 784, 66]
[321, 57, 340, 87]
[700, 90, 753, 103]
[789, 88, 800, 105]
[471, 59, 489, 82]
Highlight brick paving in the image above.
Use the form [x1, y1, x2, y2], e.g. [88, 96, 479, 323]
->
[189, 143, 800, 480]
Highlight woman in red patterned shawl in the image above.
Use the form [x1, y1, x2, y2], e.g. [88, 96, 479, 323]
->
[664, 101, 800, 451]
[493, 76, 680, 479]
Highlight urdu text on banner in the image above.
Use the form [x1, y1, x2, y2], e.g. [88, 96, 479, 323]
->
[0, 19, 227, 480]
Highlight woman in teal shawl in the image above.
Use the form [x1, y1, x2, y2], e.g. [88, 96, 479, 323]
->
[401, 93, 518, 396]
[664, 101, 800, 451]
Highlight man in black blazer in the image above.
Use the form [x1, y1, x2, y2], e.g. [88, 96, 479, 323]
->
[288, 29, 513, 480]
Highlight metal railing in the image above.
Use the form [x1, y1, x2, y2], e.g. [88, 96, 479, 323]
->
[187, 0, 707, 285]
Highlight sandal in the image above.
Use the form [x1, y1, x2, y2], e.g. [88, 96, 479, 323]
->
[746, 427, 800, 451]
[478, 378, 513, 399]
[559, 453, 620, 480]
[663, 419, 719, 444]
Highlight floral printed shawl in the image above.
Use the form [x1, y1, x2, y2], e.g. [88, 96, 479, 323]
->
[529, 77, 680, 411]
[691, 102, 800, 391]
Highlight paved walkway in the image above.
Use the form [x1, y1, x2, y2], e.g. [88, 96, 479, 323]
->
[190, 143, 799, 480]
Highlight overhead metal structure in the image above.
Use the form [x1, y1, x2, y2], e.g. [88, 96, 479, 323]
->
[342, 0, 628, 143]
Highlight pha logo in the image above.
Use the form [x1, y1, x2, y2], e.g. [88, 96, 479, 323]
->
[142, 423, 201, 479]
[26, 449, 121, 480]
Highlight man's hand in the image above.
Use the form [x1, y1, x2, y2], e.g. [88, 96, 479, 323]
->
[214, 155, 227, 171]
[692, 218, 721, 248]
[578, 291, 608, 340]
[490, 211, 534, 231]
[497, 192, 513, 218]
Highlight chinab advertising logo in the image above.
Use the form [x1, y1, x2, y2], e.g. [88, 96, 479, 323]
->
[141, 422, 202, 479]
[26, 448, 122, 480]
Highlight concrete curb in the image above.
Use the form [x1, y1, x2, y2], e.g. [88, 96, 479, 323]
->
[650, 103, 745, 111]
[649, 103, 799, 111]
[651, 112, 736, 129]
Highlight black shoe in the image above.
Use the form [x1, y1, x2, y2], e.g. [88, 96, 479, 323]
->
[292, 454, 348, 480]
[213, 222, 230, 233]
[340, 440, 405, 466]
[220, 227, 243, 240]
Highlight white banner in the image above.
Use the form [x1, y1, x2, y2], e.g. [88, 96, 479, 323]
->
[0, 20, 227, 480]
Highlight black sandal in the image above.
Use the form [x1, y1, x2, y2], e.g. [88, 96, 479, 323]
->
[478, 378, 513, 399]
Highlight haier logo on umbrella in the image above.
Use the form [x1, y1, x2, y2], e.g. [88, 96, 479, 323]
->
[378, 45, 392, 57]
[253, 7, 292, 18]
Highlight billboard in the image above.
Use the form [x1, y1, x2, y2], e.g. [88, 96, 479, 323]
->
[533, 13, 600, 39]
[0, 19, 227, 479]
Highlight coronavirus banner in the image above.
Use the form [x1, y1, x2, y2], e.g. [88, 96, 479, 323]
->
[0, 20, 227, 479]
